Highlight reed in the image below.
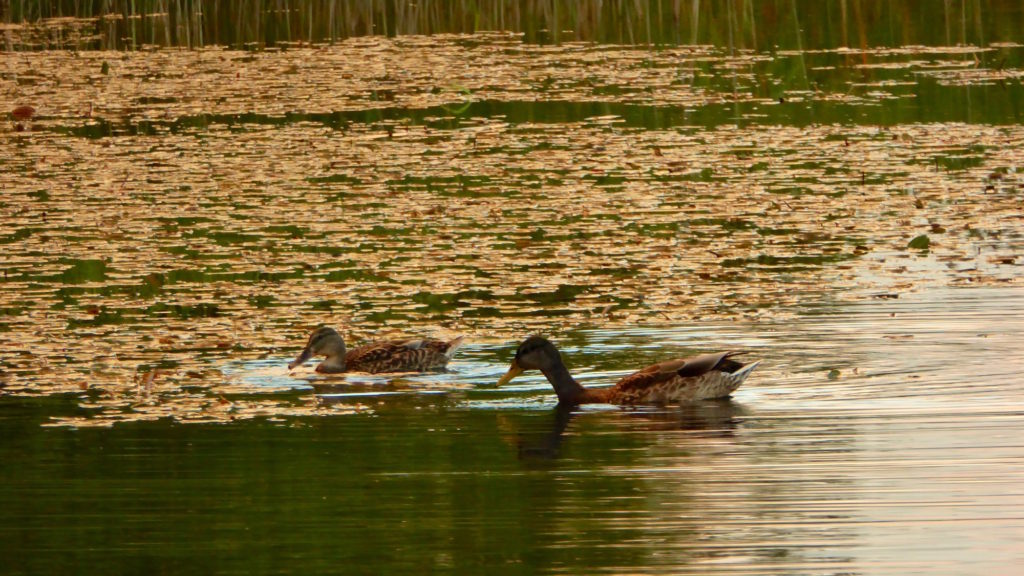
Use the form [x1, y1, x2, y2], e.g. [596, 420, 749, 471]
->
[0, 0, 1019, 51]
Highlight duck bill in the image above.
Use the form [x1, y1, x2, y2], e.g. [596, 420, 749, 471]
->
[496, 360, 524, 386]
[288, 346, 313, 370]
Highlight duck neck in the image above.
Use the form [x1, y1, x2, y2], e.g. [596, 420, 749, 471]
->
[317, 354, 347, 373]
[541, 361, 587, 404]
[317, 337, 348, 373]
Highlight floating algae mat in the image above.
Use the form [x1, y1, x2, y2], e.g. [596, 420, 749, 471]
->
[2, 34, 1023, 425]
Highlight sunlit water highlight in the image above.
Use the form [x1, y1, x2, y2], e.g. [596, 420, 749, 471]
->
[229, 286, 1023, 415]
[9, 286, 1022, 574]
[3, 37, 1024, 425]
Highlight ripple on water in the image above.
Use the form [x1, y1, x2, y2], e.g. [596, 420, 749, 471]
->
[14, 287, 1024, 574]
[220, 286, 1024, 421]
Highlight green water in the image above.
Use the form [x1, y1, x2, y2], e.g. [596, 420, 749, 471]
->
[4, 288, 1024, 574]
[3, 1, 1024, 574]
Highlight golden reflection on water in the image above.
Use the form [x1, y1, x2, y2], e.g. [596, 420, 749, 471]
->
[2, 37, 1024, 426]
[7, 279, 1024, 573]
[3, 22, 1024, 576]
[333, 283, 1023, 574]
[449, 288, 1024, 573]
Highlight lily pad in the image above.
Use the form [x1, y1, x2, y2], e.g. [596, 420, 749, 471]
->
[907, 234, 931, 250]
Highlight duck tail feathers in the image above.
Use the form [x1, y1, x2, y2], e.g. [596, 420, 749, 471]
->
[445, 336, 466, 358]
[733, 360, 761, 382]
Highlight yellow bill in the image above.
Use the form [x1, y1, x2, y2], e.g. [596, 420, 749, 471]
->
[496, 360, 524, 386]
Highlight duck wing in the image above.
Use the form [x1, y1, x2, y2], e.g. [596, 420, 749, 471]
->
[675, 351, 746, 377]
[613, 358, 691, 392]
[607, 352, 747, 403]
[404, 336, 465, 357]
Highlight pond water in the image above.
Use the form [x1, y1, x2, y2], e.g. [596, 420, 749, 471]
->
[4, 286, 1023, 574]
[2, 2, 1024, 574]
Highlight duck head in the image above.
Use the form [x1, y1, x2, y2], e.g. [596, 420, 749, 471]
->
[496, 336, 563, 385]
[289, 327, 347, 372]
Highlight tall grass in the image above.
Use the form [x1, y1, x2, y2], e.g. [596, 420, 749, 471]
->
[1, 0, 1021, 50]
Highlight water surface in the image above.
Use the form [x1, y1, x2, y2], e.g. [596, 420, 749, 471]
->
[3, 3, 1024, 574]
[4, 287, 1024, 574]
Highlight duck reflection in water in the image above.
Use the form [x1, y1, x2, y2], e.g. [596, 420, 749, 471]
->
[511, 400, 750, 460]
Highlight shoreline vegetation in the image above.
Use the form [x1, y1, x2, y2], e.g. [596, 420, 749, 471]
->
[2, 0, 1023, 51]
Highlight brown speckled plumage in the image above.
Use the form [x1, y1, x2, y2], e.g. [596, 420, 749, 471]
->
[497, 336, 759, 405]
[289, 327, 464, 374]
[344, 338, 461, 373]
